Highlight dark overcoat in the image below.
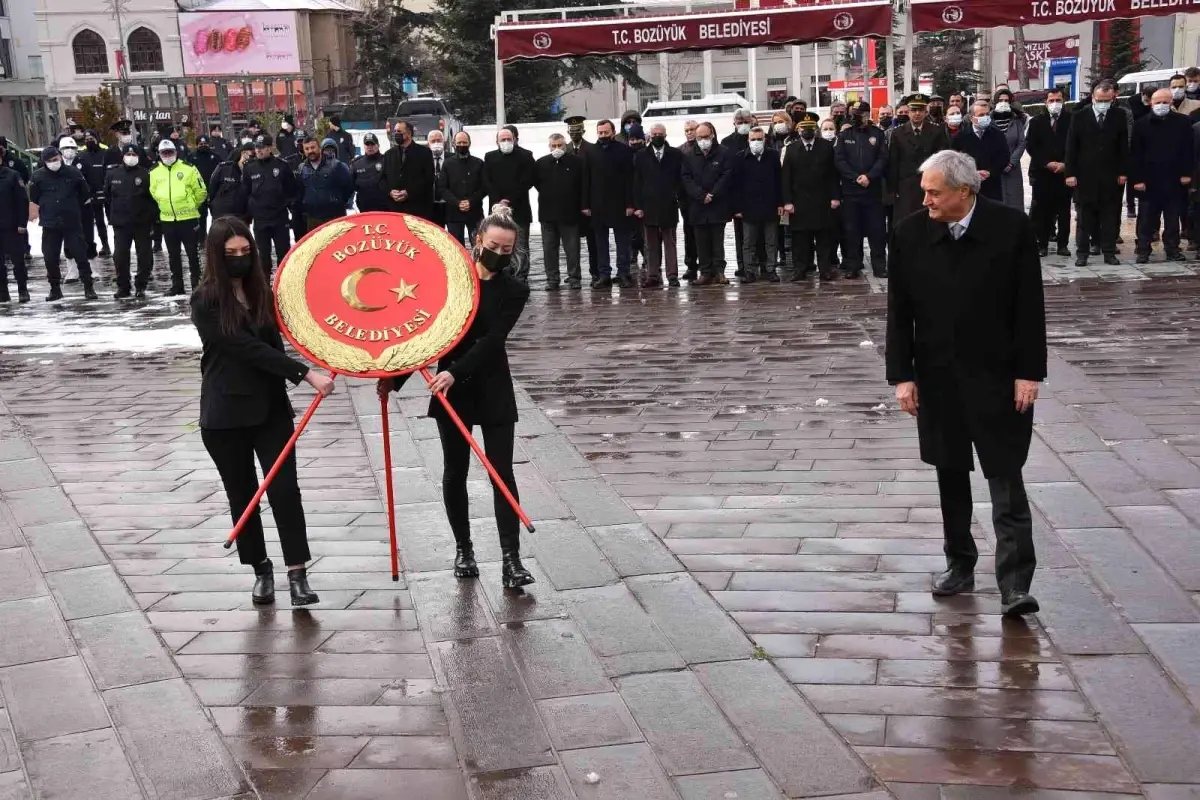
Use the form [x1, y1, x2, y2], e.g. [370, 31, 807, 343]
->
[581, 139, 634, 227]
[1025, 112, 1071, 195]
[952, 127, 1009, 202]
[732, 147, 782, 223]
[781, 137, 840, 231]
[885, 196, 1047, 477]
[887, 122, 950, 220]
[1065, 106, 1130, 204]
[632, 144, 682, 228]
[680, 143, 734, 225]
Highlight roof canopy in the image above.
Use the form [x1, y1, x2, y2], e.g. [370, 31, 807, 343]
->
[910, 0, 1188, 32]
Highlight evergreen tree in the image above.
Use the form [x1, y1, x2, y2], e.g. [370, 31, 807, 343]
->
[426, 0, 646, 124]
[353, 0, 429, 119]
[913, 30, 984, 99]
[74, 88, 122, 144]
[1089, 19, 1147, 83]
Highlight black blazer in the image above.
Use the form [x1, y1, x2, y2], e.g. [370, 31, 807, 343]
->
[396, 272, 529, 426]
[781, 138, 841, 231]
[1065, 106, 1130, 202]
[952, 126, 1009, 201]
[191, 292, 309, 430]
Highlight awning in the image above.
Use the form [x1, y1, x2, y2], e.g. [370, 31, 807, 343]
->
[911, 0, 1197, 32]
[495, 0, 892, 62]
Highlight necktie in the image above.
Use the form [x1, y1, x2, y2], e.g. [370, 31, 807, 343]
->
[435, 157, 441, 177]
[805, 142, 811, 152]
[656, 149, 662, 162]
[1097, 112, 1106, 125]
[1051, 117, 1057, 133]
[950, 222, 965, 240]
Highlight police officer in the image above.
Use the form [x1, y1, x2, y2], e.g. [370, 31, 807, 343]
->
[209, 141, 253, 222]
[0, 158, 28, 302]
[834, 101, 889, 278]
[276, 114, 299, 161]
[281, 129, 307, 244]
[208, 122, 232, 162]
[77, 130, 111, 257]
[350, 133, 388, 212]
[190, 135, 223, 235]
[150, 139, 207, 295]
[105, 143, 156, 299]
[0, 137, 31, 264]
[29, 145, 95, 301]
[242, 134, 298, 277]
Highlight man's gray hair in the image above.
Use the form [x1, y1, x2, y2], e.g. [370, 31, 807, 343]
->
[734, 109, 752, 123]
[650, 122, 667, 135]
[919, 150, 981, 194]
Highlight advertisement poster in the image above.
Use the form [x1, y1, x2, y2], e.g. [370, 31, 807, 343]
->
[1008, 36, 1080, 81]
[179, 11, 300, 76]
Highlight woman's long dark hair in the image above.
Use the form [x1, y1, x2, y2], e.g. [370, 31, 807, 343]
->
[195, 215, 273, 336]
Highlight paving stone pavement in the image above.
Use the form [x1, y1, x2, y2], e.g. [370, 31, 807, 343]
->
[0, 227, 1198, 798]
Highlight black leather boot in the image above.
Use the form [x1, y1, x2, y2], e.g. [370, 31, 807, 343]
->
[252, 559, 275, 606]
[454, 543, 479, 578]
[288, 567, 319, 606]
[502, 549, 534, 589]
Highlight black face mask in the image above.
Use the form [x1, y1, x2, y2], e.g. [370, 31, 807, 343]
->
[651, 136, 666, 149]
[477, 246, 512, 273]
[896, 114, 909, 125]
[85, 141, 99, 151]
[455, 145, 470, 157]
[630, 142, 644, 151]
[597, 136, 611, 146]
[879, 116, 892, 127]
[800, 129, 815, 140]
[395, 133, 407, 145]
[929, 106, 944, 120]
[226, 254, 254, 279]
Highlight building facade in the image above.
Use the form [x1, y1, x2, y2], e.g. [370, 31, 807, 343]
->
[1, 0, 51, 148]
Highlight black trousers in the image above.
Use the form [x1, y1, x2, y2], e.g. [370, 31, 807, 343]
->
[436, 417, 520, 552]
[681, 209, 697, 271]
[162, 219, 201, 291]
[42, 227, 91, 288]
[445, 219, 480, 248]
[197, 202, 209, 238]
[202, 409, 311, 566]
[731, 217, 766, 272]
[0, 230, 27, 294]
[541, 221, 581, 284]
[791, 228, 835, 276]
[85, 201, 109, 252]
[290, 208, 307, 247]
[306, 213, 344, 231]
[694, 222, 727, 277]
[1076, 198, 1119, 256]
[936, 468, 1036, 597]
[1136, 188, 1186, 256]
[841, 196, 887, 273]
[113, 224, 153, 292]
[1032, 181, 1072, 248]
[579, 216, 600, 279]
[254, 222, 292, 279]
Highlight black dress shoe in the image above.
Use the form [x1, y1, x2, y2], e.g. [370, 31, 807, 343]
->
[618, 274, 635, 289]
[842, 269, 863, 279]
[1167, 251, 1189, 262]
[454, 544, 479, 578]
[82, 285, 98, 301]
[288, 567, 319, 606]
[741, 273, 758, 284]
[252, 559, 275, 605]
[1103, 254, 1120, 266]
[502, 550, 535, 589]
[134, 289, 146, 300]
[668, 276, 680, 287]
[764, 271, 780, 283]
[113, 288, 131, 300]
[45, 286, 63, 302]
[1089, 244, 1101, 256]
[165, 286, 186, 297]
[1136, 253, 1150, 264]
[18, 290, 29, 303]
[591, 277, 612, 290]
[1001, 592, 1040, 617]
[1037, 246, 1049, 258]
[1057, 245, 1071, 257]
[682, 270, 697, 282]
[872, 267, 889, 279]
[818, 270, 837, 281]
[932, 568, 975, 597]
[1074, 256, 1088, 267]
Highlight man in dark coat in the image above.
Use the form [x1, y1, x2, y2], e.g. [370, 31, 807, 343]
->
[275, 114, 299, 161]
[104, 143, 156, 299]
[679, 120, 700, 280]
[1131, 89, 1195, 262]
[1065, 80, 1130, 266]
[782, 112, 841, 281]
[325, 115, 356, 164]
[680, 122, 734, 286]
[383, 120, 435, 220]
[580, 119, 635, 290]
[563, 115, 598, 281]
[886, 150, 1046, 619]
[633, 122, 683, 288]
[534, 133, 583, 290]
[888, 94, 950, 222]
[439, 131, 485, 247]
[482, 126, 535, 280]
[834, 102, 889, 278]
[242, 135, 299, 278]
[1025, 88, 1073, 257]
[77, 130, 110, 258]
[190, 135, 223, 235]
[29, 145, 95, 301]
[732, 127, 782, 283]
[0, 162, 28, 302]
[952, 100, 1009, 203]
[722, 109, 756, 277]
[208, 141, 252, 222]
[350, 133, 388, 213]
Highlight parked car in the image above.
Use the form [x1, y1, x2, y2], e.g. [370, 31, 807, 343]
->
[390, 96, 463, 141]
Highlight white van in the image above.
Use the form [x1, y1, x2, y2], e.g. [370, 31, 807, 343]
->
[642, 94, 751, 118]
[1117, 68, 1187, 99]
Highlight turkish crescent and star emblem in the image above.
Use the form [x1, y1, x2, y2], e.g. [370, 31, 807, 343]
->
[533, 32, 552, 50]
[274, 211, 479, 378]
[833, 12, 854, 30]
[941, 5, 964, 23]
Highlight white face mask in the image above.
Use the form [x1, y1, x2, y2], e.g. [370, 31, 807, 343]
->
[550, 147, 565, 159]
[820, 129, 836, 141]
[975, 115, 992, 129]
[696, 137, 712, 151]
[995, 102, 1011, 113]
[748, 140, 765, 155]
[736, 123, 751, 135]
[161, 154, 177, 165]
[429, 143, 444, 155]
[1172, 87, 1185, 101]
[46, 160, 62, 171]
[119, 135, 133, 145]
[123, 154, 139, 167]
[1093, 101, 1112, 113]
[61, 150, 76, 164]
[498, 141, 514, 154]
[1190, 82, 1200, 93]
[774, 122, 789, 135]
[947, 113, 963, 126]
[1047, 102, 1063, 116]
[1153, 103, 1172, 116]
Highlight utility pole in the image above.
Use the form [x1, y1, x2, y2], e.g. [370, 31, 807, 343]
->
[104, 0, 131, 118]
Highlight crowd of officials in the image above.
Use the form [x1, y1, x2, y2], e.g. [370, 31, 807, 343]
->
[2, 70, 1200, 302]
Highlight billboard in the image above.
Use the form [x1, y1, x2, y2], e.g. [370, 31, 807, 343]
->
[179, 11, 301, 76]
[1008, 36, 1080, 81]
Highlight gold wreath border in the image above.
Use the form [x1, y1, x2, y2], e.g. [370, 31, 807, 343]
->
[276, 216, 477, 374]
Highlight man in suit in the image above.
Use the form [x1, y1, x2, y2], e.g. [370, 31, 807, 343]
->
[1066, 79, 1130, 266]
[633, 122, 683, 288]
[886, 149, 1046, 619]
[1026, 88, 1073, 257]
[783, 112, 841, 281]
[731, 127, 782, 283]
[888, 93, 951, 222]
[563, 115, 598, 281]
[680, 122, 734, 286]
[952, 100, 1009, 203]
[1131, 88, 1194, 262]
[533, 133, 583, 290]
[679, 119, 700, 280]
[581, 119, 635, 289]
[483, 125, 536, 281]
[1170, 74, 1200, 119]
[383, 120, 435, 220]
[427, 130, 448, 228]
[439, 131, 485, 247]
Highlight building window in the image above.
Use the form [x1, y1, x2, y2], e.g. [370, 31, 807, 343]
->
[128, 27, 163, 73]
[817, 41, 831, 50]
[809, 74, 831, 84]
[72, 29, 109, 75]
[680, 82, 701, 100]
[0, 39, 12, 78]
[767, 77, 787, 87]
[725, 48, 742, 56]
[721, 81, 746, 94]
[641, 89, 659, 106]
[767, 45, 785, 53]
[27, 55, 42, 79]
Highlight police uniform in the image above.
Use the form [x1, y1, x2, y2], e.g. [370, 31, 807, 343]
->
[208, 145, 252, 221]
[834, 104, 889, 277]
[242, 135, 299, 277]
[104, 144, 156, 298]
[351, 134, 388, 213]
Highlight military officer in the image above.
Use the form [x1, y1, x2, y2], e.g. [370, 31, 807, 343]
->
[888, 94, 951, 222]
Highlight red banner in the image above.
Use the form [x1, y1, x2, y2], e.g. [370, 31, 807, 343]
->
[1007, 36, 1080, 80]
[496, 1, 892, 62]
[912, 0, 1200, 32]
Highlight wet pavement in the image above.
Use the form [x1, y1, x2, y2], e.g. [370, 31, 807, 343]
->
[0, 222, 1199, 799]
